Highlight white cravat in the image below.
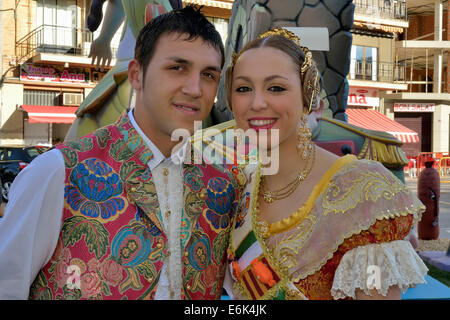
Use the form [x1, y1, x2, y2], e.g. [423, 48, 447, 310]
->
[128, 109, 184, 299]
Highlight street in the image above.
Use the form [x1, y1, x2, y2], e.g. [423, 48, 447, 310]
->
[405, 177, 450, 239]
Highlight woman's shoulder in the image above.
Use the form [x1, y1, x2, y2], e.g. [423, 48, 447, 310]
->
[319, 153, 424, 223]
[331, 154, 393, 181]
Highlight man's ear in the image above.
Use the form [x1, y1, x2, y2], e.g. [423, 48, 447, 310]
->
[128, 59, 143, 91]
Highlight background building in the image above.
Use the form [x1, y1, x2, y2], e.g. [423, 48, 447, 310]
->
[0, 0, 233, 146]
[383, 0, 450, 158]
[0, 0, 122, 146]
[345, 0, 449, 159]
[346, 0, 419, 152]
[2, 0, 448, 157]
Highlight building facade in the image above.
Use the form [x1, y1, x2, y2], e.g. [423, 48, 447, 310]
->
[346, 1, 417, 151]
[0, 0, 118, 146]
[382, 0, 450, 158]
[344, 0, 449, 159]
[0, 0, 233, 146]
[4, 0, 446, 156]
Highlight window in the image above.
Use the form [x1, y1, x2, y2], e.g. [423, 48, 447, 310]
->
[350, 45, 378, 81]
[36, 0, 77, 50]
[24, 90, 60, 106]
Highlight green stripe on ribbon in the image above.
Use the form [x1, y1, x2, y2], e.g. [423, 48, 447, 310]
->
[235, 231, 257, 259]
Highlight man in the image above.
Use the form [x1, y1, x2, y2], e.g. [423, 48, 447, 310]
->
[0, 6, 241, 300]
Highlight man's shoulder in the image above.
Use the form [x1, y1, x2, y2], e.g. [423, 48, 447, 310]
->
[55, 124, 120, 168]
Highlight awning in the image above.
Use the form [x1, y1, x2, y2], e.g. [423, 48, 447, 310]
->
[346, 108, 420, 143]
[20, 105, 77, 124]
[183, 0, 233, 9]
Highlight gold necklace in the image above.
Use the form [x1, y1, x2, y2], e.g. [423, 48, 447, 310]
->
[261, 144, 316, 204]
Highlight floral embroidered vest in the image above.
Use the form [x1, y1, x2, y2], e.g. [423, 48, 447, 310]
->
[29, 114, 243, 300]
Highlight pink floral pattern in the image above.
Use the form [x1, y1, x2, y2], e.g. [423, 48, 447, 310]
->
[100, 259, 124, 287]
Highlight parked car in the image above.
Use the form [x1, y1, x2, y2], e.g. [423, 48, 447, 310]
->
[0, 145, 49, 202]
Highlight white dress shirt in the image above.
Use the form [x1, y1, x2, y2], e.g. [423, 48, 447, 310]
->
[0, 109, 184, 299]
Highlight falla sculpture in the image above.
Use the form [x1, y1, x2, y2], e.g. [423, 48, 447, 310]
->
[67, 0, 408, 182]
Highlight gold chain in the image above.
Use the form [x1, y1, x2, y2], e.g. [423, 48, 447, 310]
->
[261, 144, 316, 203]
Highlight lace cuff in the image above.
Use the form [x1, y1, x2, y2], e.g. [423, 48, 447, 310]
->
[331, 240, 428, 300]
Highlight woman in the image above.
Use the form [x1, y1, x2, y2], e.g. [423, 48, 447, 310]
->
[224, 28, 428, 300]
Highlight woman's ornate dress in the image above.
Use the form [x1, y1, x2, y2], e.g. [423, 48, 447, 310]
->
[225, 154, 428, 300]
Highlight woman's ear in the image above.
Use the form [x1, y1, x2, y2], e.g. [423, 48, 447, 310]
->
[307, 98, 324, 133]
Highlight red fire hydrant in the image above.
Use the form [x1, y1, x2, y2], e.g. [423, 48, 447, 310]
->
[417, 157, 440, 240]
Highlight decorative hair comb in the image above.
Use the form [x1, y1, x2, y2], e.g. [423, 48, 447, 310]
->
[258, 28, 312, 77]
[257, 28, 301, 46]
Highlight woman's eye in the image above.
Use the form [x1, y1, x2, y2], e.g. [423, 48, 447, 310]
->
[235, 86, 251, 93]
[268, 86, 285, 92]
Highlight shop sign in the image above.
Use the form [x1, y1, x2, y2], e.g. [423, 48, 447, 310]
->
[394, 102, 435, 112]
[348, 87, 379, 107]
[20, 63, 89, 84]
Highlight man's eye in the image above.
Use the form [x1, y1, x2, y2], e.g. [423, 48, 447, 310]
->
[169, 65, 183, 71]
[268, 86, 285, 92]
[202, 72, 217, 81]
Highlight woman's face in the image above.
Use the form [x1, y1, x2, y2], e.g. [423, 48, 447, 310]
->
[231, 47, 304, 150]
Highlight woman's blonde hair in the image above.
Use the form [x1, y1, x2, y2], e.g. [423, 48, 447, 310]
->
[225, 29, 322, 114]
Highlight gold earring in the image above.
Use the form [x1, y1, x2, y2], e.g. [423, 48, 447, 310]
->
[305, 70, 320, 114]
[297, 114, 312, 160]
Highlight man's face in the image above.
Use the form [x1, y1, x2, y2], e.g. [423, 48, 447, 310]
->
[130, 32, 222, 152]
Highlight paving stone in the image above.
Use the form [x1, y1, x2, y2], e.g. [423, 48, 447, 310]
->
[340, 2, 355, 31]
[311, 50, 327, 74]
[323, 0, 352, 16]
[305, 0, 320, 6]
[297, 2, 341, 36]
[266, 0, 304, 20]
[327, 31, 352, 76]
[322, 68, 344, 96]
[249, 4, 272, 41]
[271, 20, 298, 28]
[336, 79, 349, 113]
[326, 94, 338, 114]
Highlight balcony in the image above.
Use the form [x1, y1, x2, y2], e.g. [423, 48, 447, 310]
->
[354, 0, 407, 20]
[353, 0, 409, 30]
[348, 58, 408, 90]
[15, 25, 117, 67]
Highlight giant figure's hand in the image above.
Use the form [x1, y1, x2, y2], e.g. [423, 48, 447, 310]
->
[87, 0, 125, 70]
[89, 37, 112, 71]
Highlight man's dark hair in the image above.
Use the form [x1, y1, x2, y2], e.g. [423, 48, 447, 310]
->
[134, 5, 224, 85]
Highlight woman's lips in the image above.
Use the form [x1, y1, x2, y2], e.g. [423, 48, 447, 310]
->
[247, 118, 277, 131]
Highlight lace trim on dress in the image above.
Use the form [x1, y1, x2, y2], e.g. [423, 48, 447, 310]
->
[331, 240, 428, 300]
